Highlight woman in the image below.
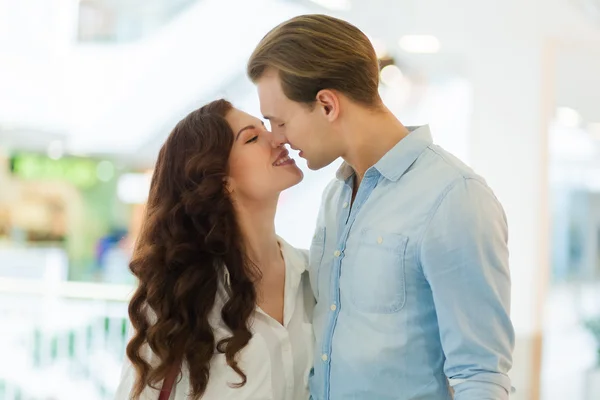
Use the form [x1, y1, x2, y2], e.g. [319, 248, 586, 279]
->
[115, 99, 314, 399]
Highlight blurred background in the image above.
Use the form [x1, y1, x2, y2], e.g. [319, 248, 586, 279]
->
[1, 0, 600, 398]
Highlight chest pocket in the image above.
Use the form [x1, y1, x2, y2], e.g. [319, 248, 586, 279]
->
[344, 228, 408, 314]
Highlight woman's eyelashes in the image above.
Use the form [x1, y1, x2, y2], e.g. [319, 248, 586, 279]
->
[245, 135, 258, 144]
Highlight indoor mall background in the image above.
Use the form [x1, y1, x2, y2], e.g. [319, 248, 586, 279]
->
[1, 0, 600, 398]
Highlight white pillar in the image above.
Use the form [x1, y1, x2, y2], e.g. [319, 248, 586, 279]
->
[468, 40, 554, 400]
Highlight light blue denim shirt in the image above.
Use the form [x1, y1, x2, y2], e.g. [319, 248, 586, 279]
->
[308, 125, 514, 400]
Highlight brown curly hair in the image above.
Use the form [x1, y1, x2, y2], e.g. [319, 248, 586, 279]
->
[126, 99, 259, 399]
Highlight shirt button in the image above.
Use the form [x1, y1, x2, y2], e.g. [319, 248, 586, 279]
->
[377, 236, 383, 244]
[334, 250, 341, 257]
[342, 201, 349, 209]
[321, 354, 328, 362]
[330, 304, 337, 311]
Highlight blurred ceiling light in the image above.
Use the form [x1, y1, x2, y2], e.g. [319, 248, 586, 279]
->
[308, 0, 351, 10]
[549, 123, 595, 160]
[47, 141, 64, 160]
[556, 106, 582, 128]
[380, 65, 404, 87]
[96, 160, 115, 182]
[398, 35, 440, 54]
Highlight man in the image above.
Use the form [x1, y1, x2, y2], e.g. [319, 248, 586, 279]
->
[247, 14, 514, 400]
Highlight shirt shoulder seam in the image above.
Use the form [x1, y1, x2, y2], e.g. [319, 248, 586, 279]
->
[413, 175, 483, 269]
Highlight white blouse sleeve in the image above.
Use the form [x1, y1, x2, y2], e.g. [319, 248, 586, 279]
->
[114, 323, 164, 400]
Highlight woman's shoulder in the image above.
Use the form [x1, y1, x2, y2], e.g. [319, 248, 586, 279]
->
[277, 235, 309, 272]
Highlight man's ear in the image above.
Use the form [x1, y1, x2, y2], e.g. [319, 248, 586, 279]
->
[315, 89, 340, 121]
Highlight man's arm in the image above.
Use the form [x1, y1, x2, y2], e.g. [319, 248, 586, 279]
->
[419, 177, 515, 399]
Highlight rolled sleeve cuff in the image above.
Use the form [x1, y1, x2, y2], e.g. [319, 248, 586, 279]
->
[450, 373, 514, 399]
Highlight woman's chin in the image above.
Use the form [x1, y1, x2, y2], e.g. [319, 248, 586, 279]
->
[289, 168, 304, 185]
[278, 169, 304, 191]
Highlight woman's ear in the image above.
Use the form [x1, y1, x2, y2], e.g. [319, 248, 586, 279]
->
[224, 176, 235, 194]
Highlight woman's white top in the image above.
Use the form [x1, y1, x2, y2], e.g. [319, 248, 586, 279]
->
[115, 237, 314, 400]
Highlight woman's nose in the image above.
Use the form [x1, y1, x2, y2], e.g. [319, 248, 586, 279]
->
[269, 129, 287, 148]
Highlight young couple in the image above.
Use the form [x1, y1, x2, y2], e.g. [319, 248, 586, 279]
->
[116, 14, 514, 400]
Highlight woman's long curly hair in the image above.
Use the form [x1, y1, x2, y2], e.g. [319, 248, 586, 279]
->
[126, 99, 258, 399]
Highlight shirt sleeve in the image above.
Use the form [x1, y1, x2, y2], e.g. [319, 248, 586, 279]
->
[114, 323, 137, 399]
[419, 177, 515, 399]
[114, 321, 166, 399]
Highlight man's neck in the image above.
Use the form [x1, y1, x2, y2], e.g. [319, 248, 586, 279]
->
[340, 105, 409, 184]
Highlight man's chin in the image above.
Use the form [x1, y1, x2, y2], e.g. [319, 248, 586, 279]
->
[306, 161, 325, 171]
[306, 157, 335, 171]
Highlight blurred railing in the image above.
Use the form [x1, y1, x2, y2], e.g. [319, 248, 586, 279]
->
[77, 0, 200, 43]
[0, 278, 133, 400]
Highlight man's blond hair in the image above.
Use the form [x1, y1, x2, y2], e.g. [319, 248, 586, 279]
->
[247, 14, 381, 107]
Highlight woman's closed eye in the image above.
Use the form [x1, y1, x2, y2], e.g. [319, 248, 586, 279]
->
[245, 136, 258, 144]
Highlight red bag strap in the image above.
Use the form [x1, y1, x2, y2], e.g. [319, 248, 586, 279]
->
[158, 366, 179, 400]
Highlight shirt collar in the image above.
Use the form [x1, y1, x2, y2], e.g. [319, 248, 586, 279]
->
[222, 236, 305, 288]
[277, 236, 307, 275]
[335, 125, 433, 182]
